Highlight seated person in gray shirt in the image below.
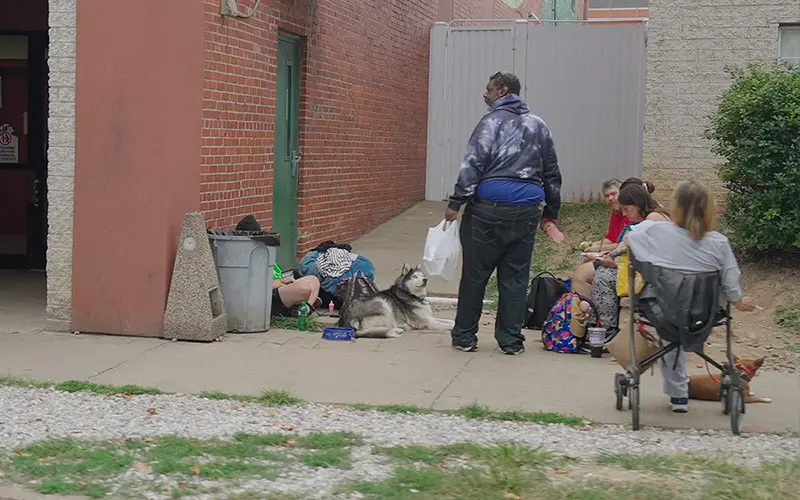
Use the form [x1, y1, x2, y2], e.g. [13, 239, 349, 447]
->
[627, 180, 756, 413]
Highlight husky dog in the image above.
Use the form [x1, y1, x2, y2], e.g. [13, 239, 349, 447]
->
[338, 264, 456, 338]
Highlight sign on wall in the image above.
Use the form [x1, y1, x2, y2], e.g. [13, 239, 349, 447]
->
[0, 123, 19, 163]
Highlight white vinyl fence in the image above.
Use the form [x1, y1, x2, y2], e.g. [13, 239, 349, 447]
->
[426, 20, 647, 202]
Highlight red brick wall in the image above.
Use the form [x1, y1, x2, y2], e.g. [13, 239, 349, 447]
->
[200, 0, 526, 259]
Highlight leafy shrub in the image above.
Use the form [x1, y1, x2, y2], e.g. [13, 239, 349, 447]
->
[707, 64, 800, 253]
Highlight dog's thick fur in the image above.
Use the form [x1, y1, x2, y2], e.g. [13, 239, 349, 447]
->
[688, 356, 771, 404]
[338, 264, 456, 338]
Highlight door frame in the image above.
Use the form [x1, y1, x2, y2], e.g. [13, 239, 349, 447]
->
[0, 31, 48, 270]
[273, 32, 302, 270]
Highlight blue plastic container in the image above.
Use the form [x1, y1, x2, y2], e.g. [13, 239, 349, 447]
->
[322, 327, 356, 341]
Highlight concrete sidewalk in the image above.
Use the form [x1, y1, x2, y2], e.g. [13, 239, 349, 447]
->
[1, 329, 797, 434]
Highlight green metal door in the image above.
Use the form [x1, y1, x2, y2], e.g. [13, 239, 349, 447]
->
[274, 35, 301, 270]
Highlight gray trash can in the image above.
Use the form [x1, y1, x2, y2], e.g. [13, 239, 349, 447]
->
[208, 230, 280, 333]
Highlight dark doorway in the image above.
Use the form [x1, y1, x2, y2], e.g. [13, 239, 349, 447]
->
[0, 31, 48, 270]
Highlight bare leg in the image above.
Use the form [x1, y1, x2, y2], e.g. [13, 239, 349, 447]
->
[571, 262, 595, 297]
[276, 275, 321, 309]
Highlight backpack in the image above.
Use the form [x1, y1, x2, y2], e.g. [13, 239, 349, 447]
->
[525, 272, 570, 329]
[541, 292, 599, 354]
[336, 271, 380, 322]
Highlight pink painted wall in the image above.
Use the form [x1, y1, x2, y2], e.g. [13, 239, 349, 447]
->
[71, 0, 205, 336]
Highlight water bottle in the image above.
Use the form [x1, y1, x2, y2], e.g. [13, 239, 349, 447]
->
[298, 301, 310, 332]
[328, 300, 336, 316]
[542, 221, 564, 244]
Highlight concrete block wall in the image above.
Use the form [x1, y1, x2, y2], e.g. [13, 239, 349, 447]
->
[46, 0, 77, 332]
[643, 0, 800, 201]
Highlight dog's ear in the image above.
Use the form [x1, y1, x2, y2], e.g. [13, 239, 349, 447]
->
[400, 263, 411, 275]
[753, 357, 764, 369]
[733, 354, 740, 363]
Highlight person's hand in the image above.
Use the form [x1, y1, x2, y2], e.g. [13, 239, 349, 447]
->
[280, 276, 295, 285]
[599, 256, 616, 268]
[445, 208, 459, 222]
[583, 252, 603, 262]
[540, 218, 557, 231]
[734, 296, 756, 312]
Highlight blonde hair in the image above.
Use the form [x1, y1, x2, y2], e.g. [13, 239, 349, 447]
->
[672, 180, 716, 240]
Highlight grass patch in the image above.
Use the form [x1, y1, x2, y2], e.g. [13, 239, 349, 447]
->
[7, 438, 134, 498]
[2, 432, 366, 497]
[350, 443, 552, 499]
[596, 452, 744, 477]
[776, 303, 800, 333]
[270, 315, 322, 332]
[299, 448, 352, 469]
[199, 388, 304, 406]
[295, 431, 363, 449]
[53, 380, 162, 395]
[349, 403, 436, 415]
[547, 481, 685, 500]
[451, 403, 585, 426]
[348, 448, 800, 500]
[0, 376, 162, 396]
[350, 401, 585, 427]
[0, 375, 52, 389]
[377, 443, 551, 468]
[595, 454, 800, 500]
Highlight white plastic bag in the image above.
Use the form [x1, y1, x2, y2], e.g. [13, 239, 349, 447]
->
[422, 219, 461, 282]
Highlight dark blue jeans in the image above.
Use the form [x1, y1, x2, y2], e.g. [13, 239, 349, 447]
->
[451, 200, 541, 350]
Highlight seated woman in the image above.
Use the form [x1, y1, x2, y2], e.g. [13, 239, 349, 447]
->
[572, 178, 656, 297]
[589, 180, 671, 332]
[272, 263, 322, 318]
[627, 180, 756, 413]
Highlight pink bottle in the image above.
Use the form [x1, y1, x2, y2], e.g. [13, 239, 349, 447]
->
[328, 301, 336, 316]
[542, 221, 564, 244]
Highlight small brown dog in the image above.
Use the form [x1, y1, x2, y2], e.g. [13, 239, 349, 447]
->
[688, 356, 772, 404]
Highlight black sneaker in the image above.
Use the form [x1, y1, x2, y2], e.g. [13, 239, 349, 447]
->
[501, 345, 525, 355]
[453, 343, 477, 352]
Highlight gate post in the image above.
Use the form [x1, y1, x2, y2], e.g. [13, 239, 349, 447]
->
[426, 22, 449, 201]
[512, 20, 529, 99]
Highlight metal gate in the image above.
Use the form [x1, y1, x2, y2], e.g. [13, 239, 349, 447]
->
[425, 20, 647, 202]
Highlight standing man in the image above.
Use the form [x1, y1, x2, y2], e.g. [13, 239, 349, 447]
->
[445, 71, 562, 355]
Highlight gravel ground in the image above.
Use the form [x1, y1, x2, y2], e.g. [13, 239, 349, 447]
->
[0, 386, 798, 498]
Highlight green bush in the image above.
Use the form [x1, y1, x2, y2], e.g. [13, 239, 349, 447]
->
[708, 64, 800, 253]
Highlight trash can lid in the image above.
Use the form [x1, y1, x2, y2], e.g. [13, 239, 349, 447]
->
[207, 229, 280, 247]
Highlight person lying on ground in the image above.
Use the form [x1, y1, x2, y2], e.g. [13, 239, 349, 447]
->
[590, 181, 670, 332]
[571, 177, 629, 296]
[626, 179, 756, 413]
[272, 263, 322, 318]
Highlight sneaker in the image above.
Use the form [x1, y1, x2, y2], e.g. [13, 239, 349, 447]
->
[453, 343, 478, 352]
[670, 397, 689, 413]
[501, 345, 525, 355]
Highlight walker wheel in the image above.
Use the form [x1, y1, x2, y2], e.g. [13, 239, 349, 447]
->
[719, 385, 730, 415]
[730, 388, 745, 435]
[614, 374, 626, 411]
[630, 385, 640, 431]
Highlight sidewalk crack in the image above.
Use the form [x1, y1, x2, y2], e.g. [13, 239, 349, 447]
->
[88, 341, 169, 379]
[431, 356, 473, 409]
